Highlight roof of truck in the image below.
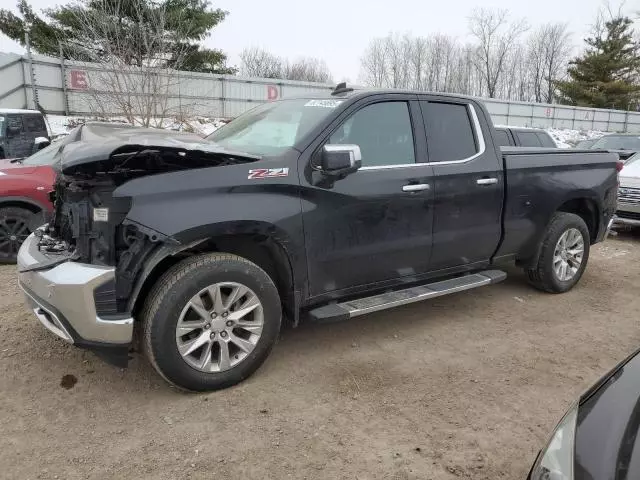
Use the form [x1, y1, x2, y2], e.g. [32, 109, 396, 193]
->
[301, 86, 479, 103]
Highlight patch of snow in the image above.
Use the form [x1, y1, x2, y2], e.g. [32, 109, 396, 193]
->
[45, 115, 229, 139]
[546, 128, 606, 149]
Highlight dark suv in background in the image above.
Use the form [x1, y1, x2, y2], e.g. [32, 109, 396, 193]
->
[494, 126, 557, 148]
[590, 133, 640, 162]
[0, 109, 50, 159]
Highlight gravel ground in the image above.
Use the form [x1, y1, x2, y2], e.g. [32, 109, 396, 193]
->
[1, 233, 639, 480]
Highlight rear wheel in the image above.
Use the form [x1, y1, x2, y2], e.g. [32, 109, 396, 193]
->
[142, 253, 282, 391]
[526, 212, 590, 293]
[0, 207, 33, 264]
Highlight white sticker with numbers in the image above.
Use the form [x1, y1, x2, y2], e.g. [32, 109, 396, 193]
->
[93, 208, 109, 222]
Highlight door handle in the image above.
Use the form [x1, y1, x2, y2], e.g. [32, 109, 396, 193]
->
[402, 184, 430, 192]
[476, 178, 498, 186]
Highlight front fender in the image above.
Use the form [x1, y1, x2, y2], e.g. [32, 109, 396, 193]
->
[114, 161, 307, 300]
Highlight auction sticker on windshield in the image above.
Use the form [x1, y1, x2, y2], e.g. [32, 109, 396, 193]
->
[304, 100, 344, 108]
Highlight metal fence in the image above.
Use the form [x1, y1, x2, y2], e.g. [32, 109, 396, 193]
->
[2, 51, 640, 133]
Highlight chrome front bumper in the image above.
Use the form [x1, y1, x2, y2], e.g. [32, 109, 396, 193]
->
[17, 232, 133, 346]
[614, 204, 640, 228]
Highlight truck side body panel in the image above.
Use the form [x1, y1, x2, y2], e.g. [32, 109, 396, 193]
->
[113, 149, 308, 297]
[497, 149, 619, 262]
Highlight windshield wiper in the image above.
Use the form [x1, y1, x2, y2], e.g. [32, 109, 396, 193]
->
[10, 157, 25, 164]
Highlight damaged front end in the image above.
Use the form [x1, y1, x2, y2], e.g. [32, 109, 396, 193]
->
[18, 138, 259, 366]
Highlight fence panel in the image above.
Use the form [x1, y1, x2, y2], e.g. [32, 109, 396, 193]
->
[2, 51, 640, 133]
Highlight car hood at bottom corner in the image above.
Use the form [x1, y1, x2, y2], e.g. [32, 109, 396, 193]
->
[58, 135, 261, 175]
[574, 348, 640, 479]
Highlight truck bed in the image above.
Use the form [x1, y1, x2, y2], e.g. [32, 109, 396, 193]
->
[496, 148, 619, 262]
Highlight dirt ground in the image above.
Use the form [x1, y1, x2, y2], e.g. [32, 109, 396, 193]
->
[1, 233, 639, 480]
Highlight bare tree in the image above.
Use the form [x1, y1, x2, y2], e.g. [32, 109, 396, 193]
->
[541, 23, 572, 102]
[527, 23, 572, 102]
[239, 47, 283, 78]
[240, 47, 332, 83]
[358, 18, 570, 104]
[60, 0, 198, 127]
[468, 8, 529, 98]
[359, 37, 388, 87]
[283, 57, 333, 83]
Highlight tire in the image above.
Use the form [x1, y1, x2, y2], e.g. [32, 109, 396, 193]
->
[526, 212, 590, 293]
[0, 207, 34, 264]
[142, 253, 282, 391]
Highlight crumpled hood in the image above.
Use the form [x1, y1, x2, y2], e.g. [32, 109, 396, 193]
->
[58, 130, 261, 176]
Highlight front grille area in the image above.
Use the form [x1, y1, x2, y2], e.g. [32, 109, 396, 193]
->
[619, 187, 640, 206]
[617, 210, 640, 221]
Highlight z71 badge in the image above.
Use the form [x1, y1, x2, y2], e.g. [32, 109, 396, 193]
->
[248, 168, 289, 179]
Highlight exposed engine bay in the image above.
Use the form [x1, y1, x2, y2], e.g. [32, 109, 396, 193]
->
[35, 145, 258, 313]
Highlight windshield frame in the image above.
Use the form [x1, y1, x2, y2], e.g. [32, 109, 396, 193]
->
[206, 97, 348, 156]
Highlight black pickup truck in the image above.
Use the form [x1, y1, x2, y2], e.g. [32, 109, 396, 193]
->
[17, 87, 620, 391]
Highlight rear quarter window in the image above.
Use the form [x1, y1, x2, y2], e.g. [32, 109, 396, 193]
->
[536, 132, 556, 148]
[515, 131, 542, 147]
[24, 114, 46, 133]
[494, 129, 512, 147]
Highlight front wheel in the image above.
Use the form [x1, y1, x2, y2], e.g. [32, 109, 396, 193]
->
[526, 212, 590, 293]
[142, 253, 282, 391]
[0, 207, 34, 264]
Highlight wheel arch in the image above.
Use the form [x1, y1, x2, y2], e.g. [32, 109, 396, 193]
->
[556, 196, 599, 244]
[518, 196, 598, 269]
[0, 196, 45, 214]
[0, 197, 48, 230]
[128, 223, 302, 326]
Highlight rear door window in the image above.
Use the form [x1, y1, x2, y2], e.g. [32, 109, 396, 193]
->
[515, 131, 543, 147]
[536, 132, 556, 148]
[421, 102, 478, 162]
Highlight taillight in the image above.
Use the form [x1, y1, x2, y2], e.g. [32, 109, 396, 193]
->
[616, 160, 624, 172]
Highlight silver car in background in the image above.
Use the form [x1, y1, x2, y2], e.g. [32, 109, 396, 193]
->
[615, 153, 640, 228]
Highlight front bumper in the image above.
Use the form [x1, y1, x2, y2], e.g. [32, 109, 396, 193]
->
[17, 232, 133, 365]
[614, 205, 640, 227]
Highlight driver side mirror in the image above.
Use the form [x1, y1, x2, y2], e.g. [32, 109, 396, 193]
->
[320, 144, 362, 176]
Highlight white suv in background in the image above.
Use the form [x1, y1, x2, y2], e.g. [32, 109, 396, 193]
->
[616, 153, 640, 228]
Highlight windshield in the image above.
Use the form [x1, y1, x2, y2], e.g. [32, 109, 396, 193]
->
[206, 98, 344, 155]
[591, 135, 640, 150]
[21, 141, 62, 165]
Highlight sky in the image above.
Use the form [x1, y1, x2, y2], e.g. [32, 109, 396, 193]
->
[0, 0, 635, 81]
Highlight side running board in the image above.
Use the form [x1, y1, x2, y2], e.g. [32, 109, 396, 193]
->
[309, 270, 507, 323]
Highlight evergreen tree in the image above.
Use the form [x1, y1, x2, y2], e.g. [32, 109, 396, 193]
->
[556, 16, 640, 109]
[0, 0, 236, 74]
